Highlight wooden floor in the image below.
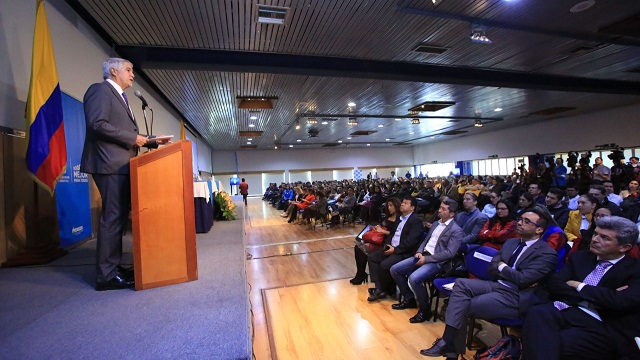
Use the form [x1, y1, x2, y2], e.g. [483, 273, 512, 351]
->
[244, 197, 454, 360]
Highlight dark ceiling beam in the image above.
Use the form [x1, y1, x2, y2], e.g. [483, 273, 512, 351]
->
[299, 113, 504, 121]
[398, 4, 640, 47]
[117, 45, 640, 95]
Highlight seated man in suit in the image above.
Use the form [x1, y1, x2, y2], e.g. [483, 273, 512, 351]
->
[523, 216, 640, 360]
[454, 192, 489, 245]
[367, 197, 424, 302]
[421, 206, 558, 357]
[389, 198, 463, 323]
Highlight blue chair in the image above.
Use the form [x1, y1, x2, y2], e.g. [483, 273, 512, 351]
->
[431, 246, 499, 322]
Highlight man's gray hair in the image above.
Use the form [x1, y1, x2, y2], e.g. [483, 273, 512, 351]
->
[102, 58, 132, 80]
[595, 216, 639, 246]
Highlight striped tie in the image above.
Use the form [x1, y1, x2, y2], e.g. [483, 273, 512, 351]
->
[554, 260, 613, 311]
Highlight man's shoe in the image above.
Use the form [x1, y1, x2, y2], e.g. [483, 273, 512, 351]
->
[419, 338, 455, 357]
[391, 298, 417, 310]
[95, 274, 134, 291]
[409, 310, 432, 323]
[367, 289, 388, 302]
[117, 265, 134, 281]
[368, 287, 377, 295]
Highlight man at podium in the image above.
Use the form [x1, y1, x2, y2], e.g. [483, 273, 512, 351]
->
[80, 58, 168, 291]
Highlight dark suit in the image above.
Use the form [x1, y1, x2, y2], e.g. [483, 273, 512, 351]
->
[390, 220, 463, 309]
[368, 212, 424, 293]
[446, 238, 558, 353]
[454, 208, 489, 244]
[81, 81, 148, 283]
[523, 251, 640, 360]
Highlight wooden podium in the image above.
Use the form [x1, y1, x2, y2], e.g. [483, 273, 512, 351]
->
[130, 140, 198, 290]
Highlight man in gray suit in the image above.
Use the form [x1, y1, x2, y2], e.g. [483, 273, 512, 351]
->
[421, 206, 558, 357]
[81, 58, 167, 291]
[455, 192, 489, 245]
[390, 198, 463, 323]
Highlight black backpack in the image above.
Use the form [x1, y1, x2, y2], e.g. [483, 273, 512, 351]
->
[473, 334, 521, 360]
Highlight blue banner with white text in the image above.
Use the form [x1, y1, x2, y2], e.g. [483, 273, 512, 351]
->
[55, 92, 92, 247]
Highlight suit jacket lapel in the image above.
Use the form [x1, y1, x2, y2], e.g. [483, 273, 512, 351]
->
[106, 82, 136, 123]
[515, 239, 542, 266]
[599, 255, 633, 286]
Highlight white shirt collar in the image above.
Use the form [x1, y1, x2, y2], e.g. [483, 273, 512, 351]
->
[106, 79, 124, 95]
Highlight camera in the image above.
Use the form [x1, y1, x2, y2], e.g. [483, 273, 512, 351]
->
[607, 148, 625, 163]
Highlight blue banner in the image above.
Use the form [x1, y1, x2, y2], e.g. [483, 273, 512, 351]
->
[55, 93, 92, 247]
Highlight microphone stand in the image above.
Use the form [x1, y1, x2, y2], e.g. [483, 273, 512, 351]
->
[141, 104, 153, 152]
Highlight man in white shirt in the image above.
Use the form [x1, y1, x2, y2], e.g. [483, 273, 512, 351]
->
[603, 180, 622, 206]
[565, 185, 580, 210]
[389, 199, 464, 323]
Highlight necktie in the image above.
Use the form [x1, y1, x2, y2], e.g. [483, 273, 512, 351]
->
[554, 260, 613, 311]
[122, 92, 130, 107]
[507, 242, 527, 268]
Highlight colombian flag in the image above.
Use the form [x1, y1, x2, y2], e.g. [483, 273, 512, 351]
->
[25, 0, 67, 194]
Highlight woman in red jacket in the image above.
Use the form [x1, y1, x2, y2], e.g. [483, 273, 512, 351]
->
[478, 200, 518, 250]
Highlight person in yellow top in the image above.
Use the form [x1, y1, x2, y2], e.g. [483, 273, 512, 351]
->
[564, 193, 598, 253]
[464, 178, 485, 197]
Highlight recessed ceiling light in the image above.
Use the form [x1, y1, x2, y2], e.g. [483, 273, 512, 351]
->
[250, 115, 258, 120]
[347, 137, 352, 140]
[570, 0, 595, 13]
[274, 146, 278, 149]
[289, 145, 293, 148]
[321, 121, 329, 125]
[430, 136, 436, 139]
[248, 138, 253, 141]
[378, 124, 384, 128]
[367, 144, 370, 146]
[297, 139, 301, 142]
[385, 138, 390, 141]
[247, 142, 252, 144]
[338, 140, 343, 143]
[249, 124, 255, 127]
[494, 107, 503, 112]
[348, 102, 356, 107]
[409, 132, 415, 135]
[395, 118, 402, 121]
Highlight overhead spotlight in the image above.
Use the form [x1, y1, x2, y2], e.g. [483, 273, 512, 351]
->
[295, 119, 301, 130]
[307, 118, 318, 125]
[470, 24, 492, 44]
[274, 146, 278, 149]
[347, 117, 358, 126]
[475, 119, 483, 127]
[411, 118, 420, 124]
[494, 107, 503, 112]
[347, 102, 356, 107]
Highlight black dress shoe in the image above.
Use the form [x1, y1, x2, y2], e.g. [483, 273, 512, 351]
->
[95, 274, 134, 291]
[410, 310, 432, 323]
[368, 287, 377, 295]
[420, 338, 455, 357]
[367, 289, 388, 302]
[117, 265, 134, 281]
[392, 298, 418, 310]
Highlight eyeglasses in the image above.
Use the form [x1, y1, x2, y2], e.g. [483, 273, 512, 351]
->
[517, 217, 541, 227]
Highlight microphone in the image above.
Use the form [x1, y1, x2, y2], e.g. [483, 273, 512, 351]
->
[134, 91, 149, 109]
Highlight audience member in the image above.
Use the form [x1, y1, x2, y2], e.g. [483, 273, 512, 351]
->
[351, 198, 402, 285]
[389, 199, 463, 323]
[546, 188, 570, 229]
[552, 158, 568, 188]
[588, 184, 623, 215]
[478, 200, 518, 250]
[565, 184, 580, 210]
[528, 183, 546, 205]
[523, 216, 640, 360]
[367, 197, 424, 302]
[454, 192, 489, 245]
[564, 194, 598, 252]
[420, 207, 558, 357]
[516, 192, 536, 216]
[602, 180, 622, 206]
[592, 156, 611, 182]
[481, 190, 501, 218]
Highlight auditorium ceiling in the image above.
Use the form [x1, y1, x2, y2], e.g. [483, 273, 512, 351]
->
[65, 0, 640, 150]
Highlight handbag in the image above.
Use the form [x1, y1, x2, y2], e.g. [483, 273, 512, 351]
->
[439, 254, 468, 278]
[361, 227, 386, 246]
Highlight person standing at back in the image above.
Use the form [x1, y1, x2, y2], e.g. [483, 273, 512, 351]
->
[81, 58, 168, 291]
[239, 178, 249, 205]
